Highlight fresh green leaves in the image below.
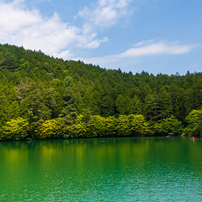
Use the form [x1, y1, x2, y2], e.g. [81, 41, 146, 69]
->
[0, 44, 202, 139]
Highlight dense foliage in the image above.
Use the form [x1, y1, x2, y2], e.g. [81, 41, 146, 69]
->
[0, 44, 201, 140]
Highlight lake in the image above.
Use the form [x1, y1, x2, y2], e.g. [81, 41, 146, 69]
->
[0, 137, 201, 201]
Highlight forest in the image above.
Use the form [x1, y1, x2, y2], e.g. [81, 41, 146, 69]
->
[0, 44, 202, 141]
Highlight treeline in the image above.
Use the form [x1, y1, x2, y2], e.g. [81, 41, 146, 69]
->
[0, 43, 201, 141]
[0, 115, 182, 141]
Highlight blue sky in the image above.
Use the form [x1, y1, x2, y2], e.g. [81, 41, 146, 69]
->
[0, 0, 201, 75]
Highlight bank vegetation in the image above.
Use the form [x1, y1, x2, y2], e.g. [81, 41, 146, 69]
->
[0, 44, 201, 140]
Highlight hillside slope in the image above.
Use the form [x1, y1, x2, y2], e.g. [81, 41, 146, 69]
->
[0, 44, 201, 139]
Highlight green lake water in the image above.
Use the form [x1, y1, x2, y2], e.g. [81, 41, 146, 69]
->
[0, 137, 201, 201]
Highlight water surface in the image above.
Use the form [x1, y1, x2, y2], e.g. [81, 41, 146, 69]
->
[0, 137, 201, 201]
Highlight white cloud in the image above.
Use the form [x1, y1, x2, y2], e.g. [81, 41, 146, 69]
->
[74, 41, 198, 66]
[76, 35, 108, 49]
[0, 0, 41, 33]
[76, 0, 134, 28]
[55, 50, 73, 59]
[120, 41, 198, 57]
[0, 0, 107, 58]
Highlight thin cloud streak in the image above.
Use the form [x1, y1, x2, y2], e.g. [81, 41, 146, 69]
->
[120, 42, 198, 57]
[74, 41, 198, 66]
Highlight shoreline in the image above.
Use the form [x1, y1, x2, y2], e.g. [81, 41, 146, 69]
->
[0, 134, 192, 142]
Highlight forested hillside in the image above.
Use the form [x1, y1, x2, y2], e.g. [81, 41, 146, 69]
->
[0, 44, 201, 140]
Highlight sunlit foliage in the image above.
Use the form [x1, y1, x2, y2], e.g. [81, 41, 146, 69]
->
[0, 44, 202, 140]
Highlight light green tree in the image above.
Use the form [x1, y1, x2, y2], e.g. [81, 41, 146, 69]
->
[162, 115, 182, 135]
[183, 110, 202, 136]
[1, 117, 29, 141]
